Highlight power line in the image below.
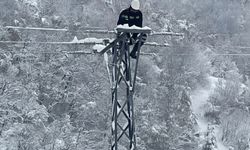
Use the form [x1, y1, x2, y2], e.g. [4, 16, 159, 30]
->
[212, 46, 250, 50]
[0, 41, 103, 45]
[2, 26, 250, 56]
[151, 31, 184, 36]
[2, 40, 250, 50]
[2, 49, 250, 57]
[198, 31, 250, 36]
[171, 54, 250, 56]
[0, 40, 170, 47]
[83, 30, 116, 34]
[2, 26, 184, 37]
[4, 25, 250, 39]
[3, 26, 105, 32]
[4, 25, 245, 37]
[3, 26, 68, 32]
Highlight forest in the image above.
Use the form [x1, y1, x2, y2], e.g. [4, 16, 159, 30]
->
[1, 0, 250, 150]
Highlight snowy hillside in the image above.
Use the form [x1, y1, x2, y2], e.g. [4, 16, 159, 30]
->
[1, 0, 250, 150]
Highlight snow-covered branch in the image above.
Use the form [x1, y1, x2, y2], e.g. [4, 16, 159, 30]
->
[3, 26, 68, 32]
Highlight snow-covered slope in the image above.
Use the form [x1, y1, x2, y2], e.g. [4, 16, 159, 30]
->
[191, 76, 228, 150]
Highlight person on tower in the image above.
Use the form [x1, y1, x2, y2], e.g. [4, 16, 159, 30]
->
[117, 0, 147, 59]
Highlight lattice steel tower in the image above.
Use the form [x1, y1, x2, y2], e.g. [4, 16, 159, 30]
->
[100, 27, 151, 150]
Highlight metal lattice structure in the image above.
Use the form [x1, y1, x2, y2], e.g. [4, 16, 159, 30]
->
[100, 27, 151, 150]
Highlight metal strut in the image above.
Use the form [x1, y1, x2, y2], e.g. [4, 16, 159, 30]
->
[101, 28, 151, 150]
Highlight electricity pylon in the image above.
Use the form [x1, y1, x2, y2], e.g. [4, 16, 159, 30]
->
[100, 27, 151, 150]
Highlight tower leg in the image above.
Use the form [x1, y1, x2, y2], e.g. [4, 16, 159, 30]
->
[111, 44, 118, 150]
[110, 33, 144, 150]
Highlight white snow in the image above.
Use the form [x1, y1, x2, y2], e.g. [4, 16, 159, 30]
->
[178, 20, 189, 30]
[214, 126, 228, 150]
[117, 106, 121, 115]
[41, 18, 50, 25]
[146, 42, 158, 45]
[144, 42, 170, 47]
[191, 76, 228, 150]
[177, 19, 195, 30]
[151, 124, 160, 134]
[93, 44, 106, 52]
[14, 20, 19, 25]
[152, 65, 164, 74]
[55, 139, 65, 149]
[104, 53, 109, 63]
[116, 24, 152, 31]
[22, 0, 38, 7]
[104, 53, 112, 86]
[87, 101, 97, 108]
[79, 38, 104, 43]
[4, 26, 68, 31]
[191, 76, 218, 128]
[151, 31, 184, 36]
[72, 36, 78, 43]
[70, 37, 104, 45]
[112, 121, 115, 130]
[130, 144, 135, 150]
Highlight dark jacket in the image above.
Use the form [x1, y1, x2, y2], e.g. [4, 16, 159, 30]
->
[117, 6, 143, 40]
[117, 6, 143, 27]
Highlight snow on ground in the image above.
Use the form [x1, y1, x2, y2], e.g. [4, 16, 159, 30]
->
[191, 76, 228, 150]
[214, 126, 228, 150]
[152, 65, 164, 75]
[87, 101, 97, 108]
[21, 0, 38, 7]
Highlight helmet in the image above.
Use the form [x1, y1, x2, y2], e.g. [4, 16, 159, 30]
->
[131, 0, 140, 10]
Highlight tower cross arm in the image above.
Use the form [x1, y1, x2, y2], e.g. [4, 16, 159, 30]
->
[98, 32, 127, 55]
[116, 25, 152, 34]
